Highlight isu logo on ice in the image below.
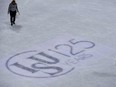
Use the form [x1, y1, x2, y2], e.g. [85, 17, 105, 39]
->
[6, 39, 95, 78]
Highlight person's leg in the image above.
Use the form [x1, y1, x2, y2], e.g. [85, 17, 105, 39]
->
[12, 11, 16, 24]
[10, 11, 13, 26]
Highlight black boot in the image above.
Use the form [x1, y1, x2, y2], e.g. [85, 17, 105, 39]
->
[11, 22, 13, 26]
[13, 21, 15, 24]
[11, 23, 13, 26]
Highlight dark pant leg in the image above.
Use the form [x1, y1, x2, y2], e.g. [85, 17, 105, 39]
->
[12, 11, 16, 23]
[10, 11, 16, 24]
[10, 11, 13, 24]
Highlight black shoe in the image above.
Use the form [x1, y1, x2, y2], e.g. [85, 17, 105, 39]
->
[13, 22, 15, 24]
[11, 23, 13, 26]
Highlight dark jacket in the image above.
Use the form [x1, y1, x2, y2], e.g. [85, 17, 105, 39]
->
[8, 2, 19, 13]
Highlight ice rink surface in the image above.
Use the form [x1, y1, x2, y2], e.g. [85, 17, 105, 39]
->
[0, 0, 116, 87]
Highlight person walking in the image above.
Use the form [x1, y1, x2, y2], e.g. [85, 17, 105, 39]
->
[8, 0, 19, 26]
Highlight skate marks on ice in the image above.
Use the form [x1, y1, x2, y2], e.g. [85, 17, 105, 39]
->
[92, 71, 116, 78]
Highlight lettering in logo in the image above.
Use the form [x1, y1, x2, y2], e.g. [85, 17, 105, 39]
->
[6, 39, 95, 78]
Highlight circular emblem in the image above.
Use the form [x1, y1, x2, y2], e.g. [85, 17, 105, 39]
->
[6, 50, 75, 78]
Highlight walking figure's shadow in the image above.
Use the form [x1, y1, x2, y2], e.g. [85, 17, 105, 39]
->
[10, 24, 22, 33]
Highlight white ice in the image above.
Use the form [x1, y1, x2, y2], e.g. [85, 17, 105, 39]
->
[0, 0, 116, 87]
